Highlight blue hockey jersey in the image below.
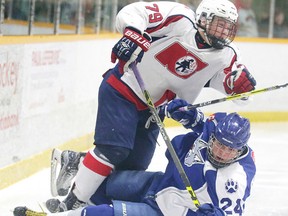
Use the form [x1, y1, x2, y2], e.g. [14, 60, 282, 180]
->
[154, 113, 256, 216]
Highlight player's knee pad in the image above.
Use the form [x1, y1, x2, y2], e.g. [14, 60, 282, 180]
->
[94, 144, 130, 165]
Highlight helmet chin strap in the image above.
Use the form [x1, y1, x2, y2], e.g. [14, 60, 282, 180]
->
[202, 32, 212, 46]
[197, 27, 212, 46]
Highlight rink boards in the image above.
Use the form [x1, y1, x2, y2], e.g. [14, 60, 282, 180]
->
[0, 34, 288, 190]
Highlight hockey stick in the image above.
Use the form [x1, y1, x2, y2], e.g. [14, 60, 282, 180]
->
[130, 62, 201, 208]
[183, 82, 288, 110]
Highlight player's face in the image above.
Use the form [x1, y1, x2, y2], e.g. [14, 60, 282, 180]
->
[210, 138, 239, 164]
[206, 16, 236, 42]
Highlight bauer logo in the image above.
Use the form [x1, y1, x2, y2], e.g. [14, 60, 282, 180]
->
[155, 42, 208, 79]
[124, 29, 150, 51]
[225, 179, 238, 193]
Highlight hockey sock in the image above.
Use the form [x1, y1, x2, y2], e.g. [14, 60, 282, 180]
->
[73, 149, 114, 202]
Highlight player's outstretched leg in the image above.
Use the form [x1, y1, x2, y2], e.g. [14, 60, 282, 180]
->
[51, 149, 86, 197]
[13, 206, 47, 216]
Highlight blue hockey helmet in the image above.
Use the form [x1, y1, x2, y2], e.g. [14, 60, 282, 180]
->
[215, 113, 251, 149]
[208, 113, 251, 168]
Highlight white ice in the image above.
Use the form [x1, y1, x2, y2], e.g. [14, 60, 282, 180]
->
[1, 123, 288, 216]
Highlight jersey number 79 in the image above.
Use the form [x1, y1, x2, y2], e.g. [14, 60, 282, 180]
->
[145, 3, 163, 23]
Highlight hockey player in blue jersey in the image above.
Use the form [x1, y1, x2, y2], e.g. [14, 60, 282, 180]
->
[14, 99, 256, 216]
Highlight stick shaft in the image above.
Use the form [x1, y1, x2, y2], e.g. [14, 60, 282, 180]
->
[131, 63, 200, 207]
[186, 83, 288, 110]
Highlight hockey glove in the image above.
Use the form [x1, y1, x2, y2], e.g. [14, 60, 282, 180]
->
[196, 203, 225, 216]
[224, 66, 256, 95]
[163, 99, 204, 132]
[111, 26, 151, 73]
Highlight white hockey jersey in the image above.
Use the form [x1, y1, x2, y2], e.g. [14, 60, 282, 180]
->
[108, 1, 244, 109]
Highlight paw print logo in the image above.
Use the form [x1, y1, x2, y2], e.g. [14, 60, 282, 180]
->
[225, 179, 238, 193]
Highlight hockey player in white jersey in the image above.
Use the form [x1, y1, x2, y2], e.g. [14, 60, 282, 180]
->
[42, 0, 257, 213]
[14, 100, 256, 216]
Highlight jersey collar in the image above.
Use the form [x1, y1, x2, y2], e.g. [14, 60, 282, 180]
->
[195, 32, 212, 49]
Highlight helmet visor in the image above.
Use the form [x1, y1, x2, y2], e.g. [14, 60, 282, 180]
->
[206, 16, 237, 49]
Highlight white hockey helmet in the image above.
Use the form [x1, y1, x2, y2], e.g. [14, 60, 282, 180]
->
[196, 0, 238, 49]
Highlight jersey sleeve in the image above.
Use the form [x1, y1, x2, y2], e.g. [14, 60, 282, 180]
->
[207, 43, 246, 95]
[155, 187, 198, 215]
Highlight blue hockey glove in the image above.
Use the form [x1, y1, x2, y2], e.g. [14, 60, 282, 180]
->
[111, 26, 151, 73]
[224, 66, 256, 95]
[196, 203, 225, 216]
[164, 99, 204, 132]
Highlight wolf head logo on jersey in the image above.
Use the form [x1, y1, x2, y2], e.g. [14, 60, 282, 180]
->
[225, 179, 238, 193]
[175, 56, 197, 76]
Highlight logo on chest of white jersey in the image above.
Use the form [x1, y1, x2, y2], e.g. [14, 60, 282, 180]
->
[225, 178, 238, 193]
[155, 42, 208, 79]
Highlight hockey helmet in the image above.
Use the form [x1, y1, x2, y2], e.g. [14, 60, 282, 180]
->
[208, 113, 251, 168]
[196, 0, 238, 49]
